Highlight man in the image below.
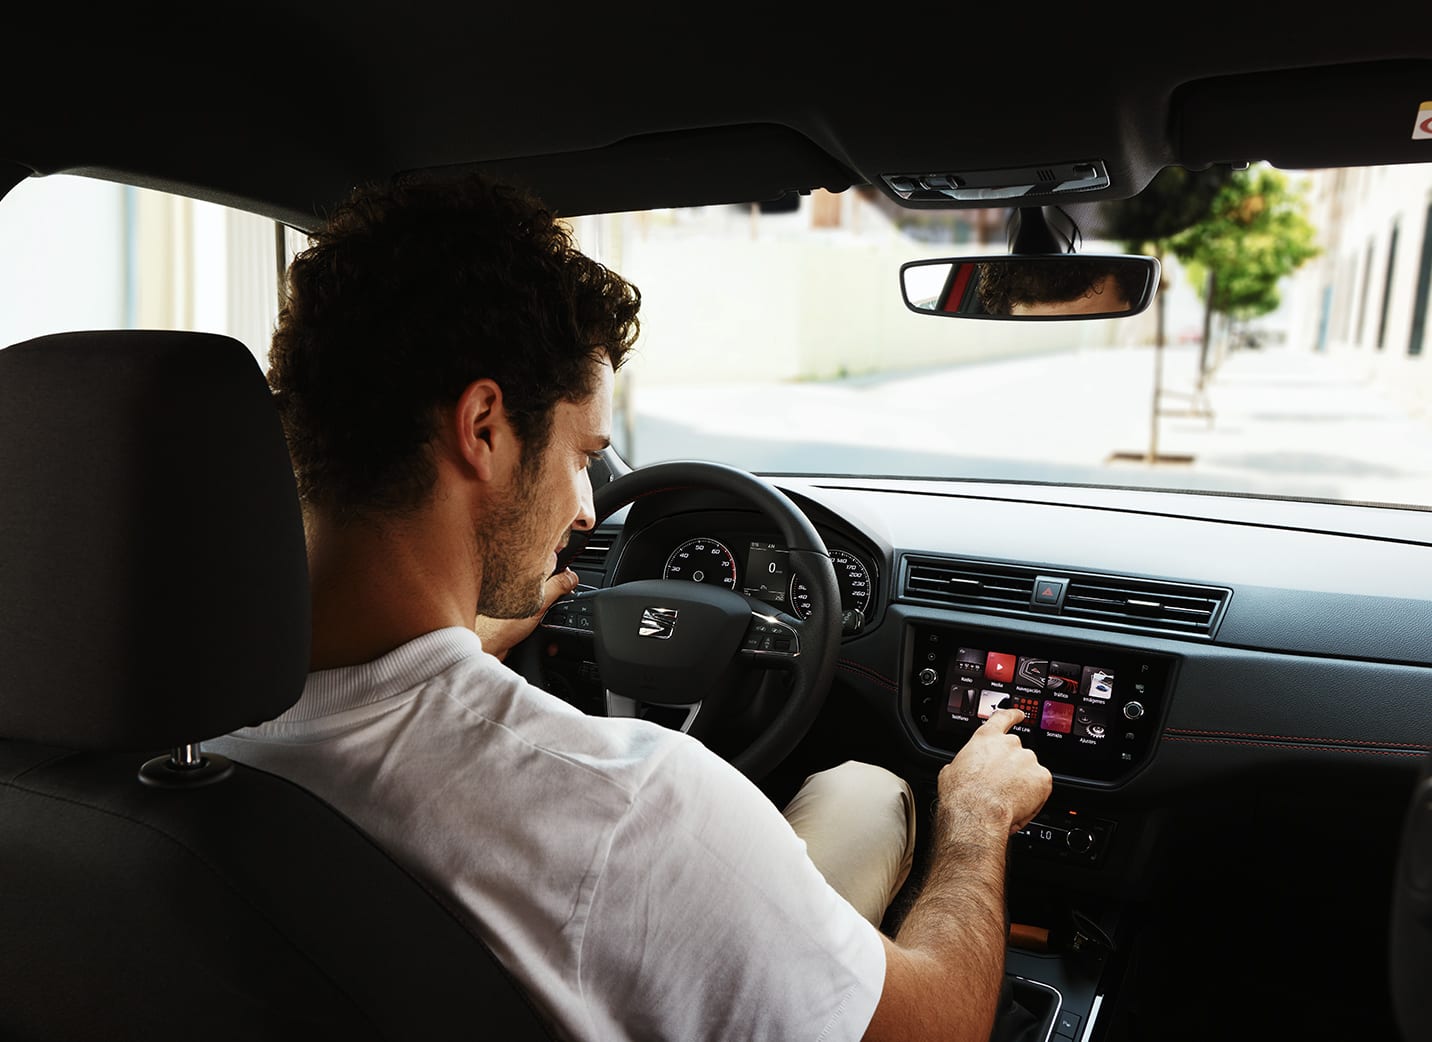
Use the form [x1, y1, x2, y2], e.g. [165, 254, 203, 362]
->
[210, 172, 1051, 1042]
[977, 259, 1141, 316]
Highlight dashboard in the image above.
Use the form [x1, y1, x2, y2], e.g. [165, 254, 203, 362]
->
[581, 500, 1188, 787]
[554, 475, 1432, 784]
[533, 469, 1432, 1042]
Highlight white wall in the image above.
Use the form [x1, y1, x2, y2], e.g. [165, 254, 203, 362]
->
[593, 203, 1156, 390]
[1294, 162, 1432, 415]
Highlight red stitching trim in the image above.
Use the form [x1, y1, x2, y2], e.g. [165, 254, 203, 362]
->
[836, 659, 897, 692]
[1164, 734, 1427, 757]
[1165, 727, 1427, 750]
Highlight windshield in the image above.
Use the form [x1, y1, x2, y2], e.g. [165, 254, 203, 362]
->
[4, 164, 1431, 510]
[568, 162, 1432, 510]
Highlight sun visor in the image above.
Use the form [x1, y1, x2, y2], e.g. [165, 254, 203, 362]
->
[448, 124, 857, 218]
[1174, 59, 1432, 170]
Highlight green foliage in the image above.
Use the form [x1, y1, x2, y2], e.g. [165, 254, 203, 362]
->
[1089, 166, 1240, 348]
[1168, 165, 1321, 319]
[1100, 166, 1236, 251]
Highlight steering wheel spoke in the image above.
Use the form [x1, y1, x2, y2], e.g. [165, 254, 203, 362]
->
[539, 589, 598, 636]
[738, 608, 803, 666]
[604, 691, 703, 733]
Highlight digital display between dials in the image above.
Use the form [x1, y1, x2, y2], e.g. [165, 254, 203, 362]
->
[742, 542, 789, 605]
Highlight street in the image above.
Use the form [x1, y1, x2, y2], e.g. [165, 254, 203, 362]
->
[622, 342, 1432, 509]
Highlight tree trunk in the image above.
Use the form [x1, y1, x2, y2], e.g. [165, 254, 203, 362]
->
[1197, 268, 1216, 391]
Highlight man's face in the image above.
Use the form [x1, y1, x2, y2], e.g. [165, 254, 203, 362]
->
[475, 358, 614, 619]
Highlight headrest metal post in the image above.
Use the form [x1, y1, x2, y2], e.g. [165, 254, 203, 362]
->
[138, 741, 235, 790]
[170, 743, 205, 770]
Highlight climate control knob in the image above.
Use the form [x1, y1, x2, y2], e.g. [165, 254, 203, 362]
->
[918, 668, 938, 687]
[1066, 828, 1095, 854]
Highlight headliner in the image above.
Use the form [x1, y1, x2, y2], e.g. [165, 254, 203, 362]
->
[4, 5, 1430, 229]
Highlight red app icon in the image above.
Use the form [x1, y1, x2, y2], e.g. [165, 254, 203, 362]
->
[985, 651, 1016, 681]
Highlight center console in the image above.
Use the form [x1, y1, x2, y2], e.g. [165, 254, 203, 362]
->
[903, 621, 1181, 1041]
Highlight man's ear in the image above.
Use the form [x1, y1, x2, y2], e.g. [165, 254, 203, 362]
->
[453, 378, 516, 482]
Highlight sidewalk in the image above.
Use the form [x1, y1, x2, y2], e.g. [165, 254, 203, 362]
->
[1131, 345, 1432, 507]
[625, 342, 1432, 509]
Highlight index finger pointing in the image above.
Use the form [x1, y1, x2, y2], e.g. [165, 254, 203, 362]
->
[983, 707, 1026, 732]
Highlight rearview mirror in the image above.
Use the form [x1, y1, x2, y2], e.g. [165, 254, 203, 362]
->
[900, 255, 1159, 320]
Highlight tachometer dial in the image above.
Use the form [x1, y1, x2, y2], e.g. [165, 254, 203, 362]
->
[789, 549, 872, 621]
[662, 538, 738, 589]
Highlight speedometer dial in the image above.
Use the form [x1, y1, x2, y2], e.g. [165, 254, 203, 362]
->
[788, 549, 872, 621]
[662, 538, 738, 589]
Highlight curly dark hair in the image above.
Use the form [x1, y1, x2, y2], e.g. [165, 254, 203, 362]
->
[976, 259, 1144, 315]
[267, 172, 640, 520]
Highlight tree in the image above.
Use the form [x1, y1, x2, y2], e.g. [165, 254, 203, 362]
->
[1097, 165, 1235, 348]
[1168, 164, 1320, 385]
[1086, 165, 1235, 460]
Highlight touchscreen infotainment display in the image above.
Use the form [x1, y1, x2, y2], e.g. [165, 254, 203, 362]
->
[907, 623, 1175, 783]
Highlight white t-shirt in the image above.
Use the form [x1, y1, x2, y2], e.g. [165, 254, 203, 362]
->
[209, 627, 885, 1041]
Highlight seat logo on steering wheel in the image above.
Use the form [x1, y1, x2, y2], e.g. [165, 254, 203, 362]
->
[638, 607, 679, 639]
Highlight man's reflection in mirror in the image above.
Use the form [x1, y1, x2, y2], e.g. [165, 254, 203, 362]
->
[977, 260, 1143, 316]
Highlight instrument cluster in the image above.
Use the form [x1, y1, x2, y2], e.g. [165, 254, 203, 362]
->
[657, 533, 876, 633]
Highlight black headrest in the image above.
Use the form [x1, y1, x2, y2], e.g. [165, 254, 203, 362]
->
[0, 330, 310, 750]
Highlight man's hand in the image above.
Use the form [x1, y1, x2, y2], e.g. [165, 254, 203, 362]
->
[936, 708, 1052, 837]
[475, 568, 580, 662]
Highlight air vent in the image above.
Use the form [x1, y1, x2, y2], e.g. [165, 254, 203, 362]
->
[902, 557, 1038, 610]
[569, 531, 616, 573]
[1062, 576, 1228, 636]
[898, 554, 1231, 640]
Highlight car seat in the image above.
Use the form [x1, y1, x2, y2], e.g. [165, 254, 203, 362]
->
[0, 330, 558, 1040]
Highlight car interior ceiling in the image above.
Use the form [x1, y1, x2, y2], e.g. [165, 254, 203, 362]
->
[3, 11, 1430, 226]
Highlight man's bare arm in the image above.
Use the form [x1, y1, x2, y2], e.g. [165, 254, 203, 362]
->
[863, 708, 1052, 1042]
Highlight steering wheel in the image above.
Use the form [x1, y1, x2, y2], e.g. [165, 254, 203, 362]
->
[539, 460, 841, 782]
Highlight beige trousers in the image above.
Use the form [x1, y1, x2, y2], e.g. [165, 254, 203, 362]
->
[781, 760, 917, 928]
